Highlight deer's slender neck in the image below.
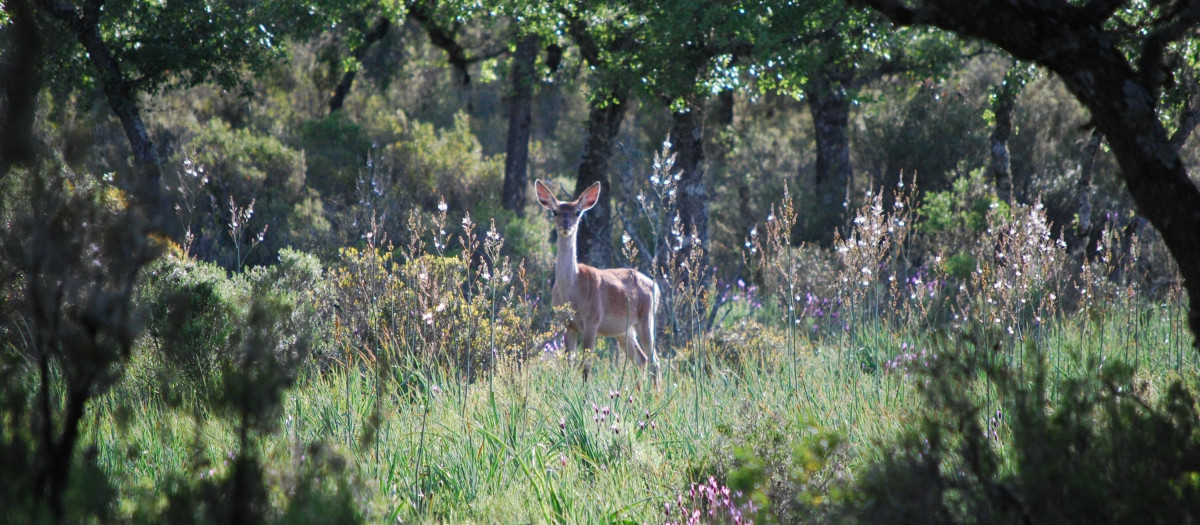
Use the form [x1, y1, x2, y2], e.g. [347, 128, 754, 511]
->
[556, 231, 580, 283]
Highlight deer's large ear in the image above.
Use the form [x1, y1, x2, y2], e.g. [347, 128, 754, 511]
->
[578, 182, 602, 211]
[534, 180, 557, 210]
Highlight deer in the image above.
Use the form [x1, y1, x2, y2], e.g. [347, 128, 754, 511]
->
[535, 180, 660, 385]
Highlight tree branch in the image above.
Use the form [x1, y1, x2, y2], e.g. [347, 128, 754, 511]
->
[1079, 0, 1125, 26]
[561, 8, 603, 67]
[1137, 3, 1200, 96]
[1171, 99, 1200, 148]
[407, 0, 472, 85]
[848, 0, 955, 28]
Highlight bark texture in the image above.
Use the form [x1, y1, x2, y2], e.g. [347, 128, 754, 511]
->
[989, 71, 1018, 204]
[0, 0, 41, 178]
[574, 95, 627, 268]
[1077, 128, 1103, 236]
[40, 0, 163, 216]
[806, 66, 856, 244]
[502, 35, 539, 216]
[670, 96, 709, 264]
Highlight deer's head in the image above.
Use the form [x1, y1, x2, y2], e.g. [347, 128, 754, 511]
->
[535, 180, 601, 237]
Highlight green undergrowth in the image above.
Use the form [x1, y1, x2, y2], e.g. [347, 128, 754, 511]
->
[75, 297, 1199, 523]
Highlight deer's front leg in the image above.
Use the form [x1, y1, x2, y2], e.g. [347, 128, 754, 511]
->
[564, 327, 577, 355]
[577, 325, 599, 381]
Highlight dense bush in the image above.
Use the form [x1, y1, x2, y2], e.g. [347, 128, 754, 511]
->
[847, 344, 1200, 523]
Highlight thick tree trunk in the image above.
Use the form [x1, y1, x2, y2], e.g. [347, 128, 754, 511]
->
[860, 0, 1200, 344]
[0, 0, 41, 178]
[989, 70, 1018, 204]
[805, 66, 855, 245]
[574, 94, 627, 268]
[328, 17, 392, 114]
[502, 35, 539, 216]
[669, 95, 709, 266]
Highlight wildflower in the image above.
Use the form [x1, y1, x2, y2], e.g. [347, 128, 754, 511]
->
[438, 200, 448, 212]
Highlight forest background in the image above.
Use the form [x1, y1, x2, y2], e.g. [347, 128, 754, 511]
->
[4, 0, 1200, 522]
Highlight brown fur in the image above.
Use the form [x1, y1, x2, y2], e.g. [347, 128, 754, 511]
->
[535, 180, 660, 384]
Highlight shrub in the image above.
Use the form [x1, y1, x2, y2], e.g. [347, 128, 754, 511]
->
[297, 112, 371, 200]
[171, 122, 308, 268]
[845, 343, 1200, 523]
[142, 255, 244, 401]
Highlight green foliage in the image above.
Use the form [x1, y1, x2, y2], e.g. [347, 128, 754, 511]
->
[172, 121, 307, 268]
[298, 112, 372, 200]
[846, 344, 1200, 523]
[0, 163, 158, 520]
[943, 253, 978, 281]
[386, 111, 504, 212]
[11, 1, 1200, 522]
[918, 168, 1011, 236]
[712, 409, 849, 522]
[857, 81, 992, 194]
[142, 247, 332, 406]
[41, 0, 328, 96]
[143, 256, 243, 401]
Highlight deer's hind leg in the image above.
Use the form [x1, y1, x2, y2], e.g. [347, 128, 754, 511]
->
[620, 328, 648, 367]
[635, 320, 660, 386]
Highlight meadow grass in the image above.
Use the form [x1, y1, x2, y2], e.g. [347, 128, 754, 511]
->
[30, 148, 1200, 522]
[78, 290, 1198, 523]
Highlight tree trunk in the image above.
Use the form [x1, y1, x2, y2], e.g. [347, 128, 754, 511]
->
[328, 17, 392, 114]
[1076, 128, 1103, 237]
[502, 34, 538, 216]
[715, 88, 735, 127]
[0, 0, 41, 178]
[1076, 82, 1200, 345]
[989, 70, 1018, 204]
[805, 66, 855, 245]
[574, 94, 627, 268]
[407, 1, 471, 87]
[669, 95, 709, 266]
[44, 0, 163, 216]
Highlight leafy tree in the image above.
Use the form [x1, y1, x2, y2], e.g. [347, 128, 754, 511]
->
[34, 0, 326, 217]
[852, 0, 1200, 345]
[327, 14, 395, 114]
[754, 1, 965, 243]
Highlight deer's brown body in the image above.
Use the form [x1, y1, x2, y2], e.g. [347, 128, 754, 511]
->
[536, 180, 659, 383]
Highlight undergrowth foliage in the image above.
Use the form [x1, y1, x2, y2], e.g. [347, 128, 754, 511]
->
[329, 201, 551, 383]
[849, 343, 1200, 523]
[0, 164, 157, 521]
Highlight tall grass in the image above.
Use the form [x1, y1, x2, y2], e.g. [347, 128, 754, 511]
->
[53, 142, 1200, 522]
